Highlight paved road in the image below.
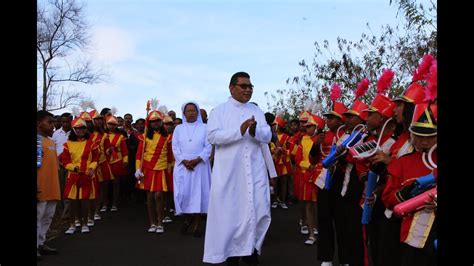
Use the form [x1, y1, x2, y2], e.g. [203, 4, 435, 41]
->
[39, 200, 341, 266]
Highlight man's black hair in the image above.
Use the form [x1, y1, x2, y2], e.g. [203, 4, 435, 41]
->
[229, 72, 250, 86]
[100, 108, 111, 116]
[61, 112, 73, 120]
[37, 110, 53, 122]
[264, 112, 275, 126]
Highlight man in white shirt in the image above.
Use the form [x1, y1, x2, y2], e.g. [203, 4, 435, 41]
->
[52, 113, 72, 157]
[203, 72, 275, 266]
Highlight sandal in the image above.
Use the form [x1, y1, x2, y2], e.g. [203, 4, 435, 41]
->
[65, 226, 76, 235]
[94, 214, 102, 221]
[87, 219, 95, 227]
[148, 224, 157, 233]
[300, 225, 309, 235]
[304, 236, 316, 245]
[155, 225, 164, 234]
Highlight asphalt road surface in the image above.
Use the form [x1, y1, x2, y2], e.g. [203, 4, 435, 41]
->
[38, 200, 342, 266]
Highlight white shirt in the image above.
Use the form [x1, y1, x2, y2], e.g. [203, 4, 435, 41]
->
[203, 97, 272, 264]
[52, 128, 70, 157]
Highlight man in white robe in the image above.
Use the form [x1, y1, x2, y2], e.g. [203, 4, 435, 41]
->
[172, 101, 212, 237]
[203, 72, 275, 265]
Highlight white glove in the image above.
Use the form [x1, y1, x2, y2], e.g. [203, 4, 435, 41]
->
[135, 170, 144, 179]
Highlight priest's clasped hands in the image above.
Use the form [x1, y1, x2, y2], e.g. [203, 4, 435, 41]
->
[240, 115, 257, 137]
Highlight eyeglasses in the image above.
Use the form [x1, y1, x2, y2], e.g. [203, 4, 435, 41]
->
[234, 83, 254, 90]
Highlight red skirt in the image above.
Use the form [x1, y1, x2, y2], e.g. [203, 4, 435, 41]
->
[136, 168, 168, 192]
[110, 161, 128, 177]
[298, 169, 317, 202]
[64, 172, 97, 200]
[96, 161, 114, 182]
[276, 161, 292, 177]
[293, 167, 302, 199]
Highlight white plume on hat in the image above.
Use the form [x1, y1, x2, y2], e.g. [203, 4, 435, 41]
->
[303, 99, 313, 112]
[79, 99, 96, 111]
[311, 101, 322, 114]
[158, 105, 168, 115]
[111, 106, 118, 115]
[71, 106, 80, 117]
[150, 98, 159, 111]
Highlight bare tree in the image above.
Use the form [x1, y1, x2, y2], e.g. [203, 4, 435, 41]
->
[37, 0, 105, 111]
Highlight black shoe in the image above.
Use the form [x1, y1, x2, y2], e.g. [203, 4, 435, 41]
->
[181, 222, 190, 235]
[242, 250, 259, 266]
[193, 229, 202, 238]
[226, 256, 240, 266]
[39, 244, 59, 255]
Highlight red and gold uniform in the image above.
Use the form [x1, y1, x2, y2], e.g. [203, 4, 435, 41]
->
[288, 131, 303, 197]
[287, 111, 311, 198]
[60, 119, 100, 200]
[271, 116, 292, 177]
[136, 111, 172, 192]
[294, 114, 325, 202]
[90, 132, 114, 182]
[273, 132, 292, 176]
[108, 131, 129, 177]
[295, 135, 317, 201]
[89, 110, 115, 183]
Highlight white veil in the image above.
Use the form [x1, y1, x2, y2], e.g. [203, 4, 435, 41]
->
[181, 101, 203, 124]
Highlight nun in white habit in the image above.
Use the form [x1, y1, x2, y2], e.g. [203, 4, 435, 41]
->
[172, 101, 212, 237]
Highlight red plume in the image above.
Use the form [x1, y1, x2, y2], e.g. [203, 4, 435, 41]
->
[412, 54, 435, 82]
[376, 69, 395, 94]
[425, 60, 437, 102]
[330, 83, 342, 102]
[355, 78, 370, 99]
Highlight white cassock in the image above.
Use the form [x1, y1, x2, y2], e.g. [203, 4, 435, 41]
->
[203, 97, 272, 264]
[173, 101, 212, 215]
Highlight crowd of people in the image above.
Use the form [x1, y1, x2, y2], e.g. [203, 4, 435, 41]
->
[37, 57, 437, 266]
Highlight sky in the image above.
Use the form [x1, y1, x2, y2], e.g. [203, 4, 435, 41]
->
[44, 0, 405, 120]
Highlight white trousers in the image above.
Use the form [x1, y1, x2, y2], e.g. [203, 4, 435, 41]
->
[37, 200, 57, 248]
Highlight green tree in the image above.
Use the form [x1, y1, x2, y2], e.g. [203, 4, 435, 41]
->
[266, 0, 436, 118]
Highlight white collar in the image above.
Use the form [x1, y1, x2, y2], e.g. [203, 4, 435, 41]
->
[228, 96, 247, 107]
[59, 128, 71, 135]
